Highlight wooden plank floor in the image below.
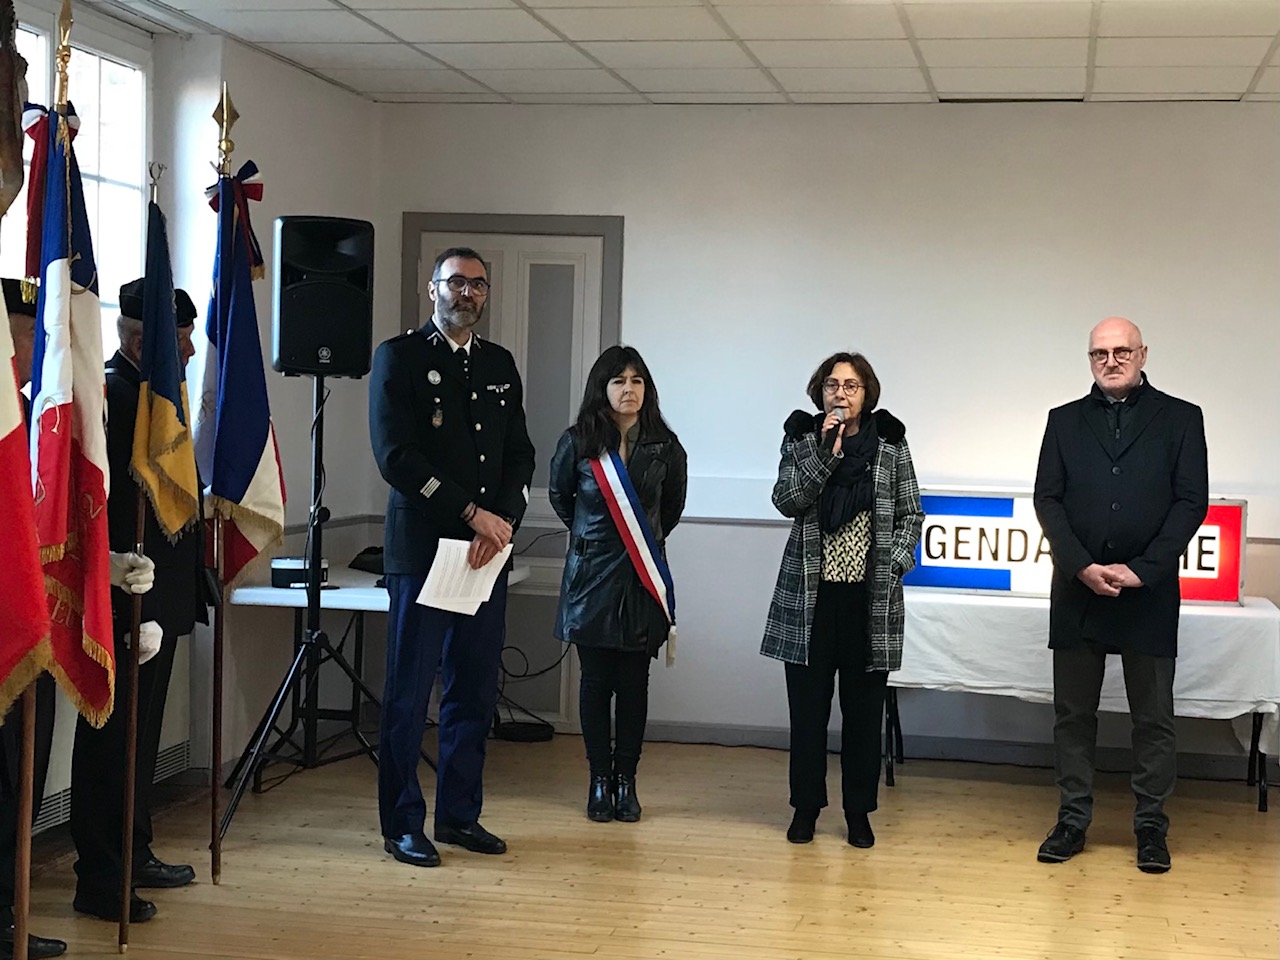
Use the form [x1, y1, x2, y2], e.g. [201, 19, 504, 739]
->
[28, 735, 1279, 959]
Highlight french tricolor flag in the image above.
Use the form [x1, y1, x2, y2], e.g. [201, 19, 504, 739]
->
[192, 161, 285, 587]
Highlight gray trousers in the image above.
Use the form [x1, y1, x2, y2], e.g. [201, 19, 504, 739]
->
[1052, 644, 1176, 835]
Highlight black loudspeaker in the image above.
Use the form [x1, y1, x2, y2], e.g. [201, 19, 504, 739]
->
[272, 216, 374, 378]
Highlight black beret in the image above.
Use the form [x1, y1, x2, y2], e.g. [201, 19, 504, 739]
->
[119, 277, 144, 321]
[2, 278, 34, 318]
[174, 288, 197, 327]
[119, 278, 198, 328]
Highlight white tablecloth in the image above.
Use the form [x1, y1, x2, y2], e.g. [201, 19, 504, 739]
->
[890, 590, 1280, 754]
[230, 565, 531, 612]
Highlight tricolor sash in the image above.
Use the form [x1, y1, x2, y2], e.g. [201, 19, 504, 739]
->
[590, 450, 677, 661]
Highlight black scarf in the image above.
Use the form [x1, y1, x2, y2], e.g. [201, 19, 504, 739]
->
[819, 413, 878, 534]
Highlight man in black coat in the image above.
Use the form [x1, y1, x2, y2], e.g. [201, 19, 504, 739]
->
[70, 279, 209, 923]
[1033, 316, 1208, 874]
[370, 246, 535, 868]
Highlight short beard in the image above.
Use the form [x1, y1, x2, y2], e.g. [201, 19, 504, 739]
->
[437, 300, 483, 334]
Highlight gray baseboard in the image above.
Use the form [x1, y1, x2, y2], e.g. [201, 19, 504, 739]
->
[642, 722, 1280, 782]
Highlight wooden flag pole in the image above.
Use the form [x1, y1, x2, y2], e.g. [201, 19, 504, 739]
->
[209, 82, 235, 887]
[12, 689, 35, 960]
[118, 488, 144, 954]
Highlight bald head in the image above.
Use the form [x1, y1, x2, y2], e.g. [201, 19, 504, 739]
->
[1088, 316, 1147, 399]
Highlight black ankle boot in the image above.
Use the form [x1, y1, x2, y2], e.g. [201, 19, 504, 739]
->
[614, 775, 642, 822]
[787, 808, 819, 844]
[586, 775, 614, 822]
[846, 811, 875, 848]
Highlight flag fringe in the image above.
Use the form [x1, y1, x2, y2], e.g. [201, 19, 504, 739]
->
[0, 639, 53, 721]
[39, 543, 65, 564]
[129, 462, 199, 546]
[207, 495, 283, 589]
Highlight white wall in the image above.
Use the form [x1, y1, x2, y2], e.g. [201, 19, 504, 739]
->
[372, 102, 1280, 534]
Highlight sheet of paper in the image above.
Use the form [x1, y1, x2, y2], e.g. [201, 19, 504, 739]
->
[416, 539, 513, 615]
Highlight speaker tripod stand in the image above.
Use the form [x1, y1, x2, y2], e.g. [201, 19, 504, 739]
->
[220, 375, 402, 838]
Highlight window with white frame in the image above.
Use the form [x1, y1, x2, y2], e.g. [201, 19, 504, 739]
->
[0, 19, 146, 358]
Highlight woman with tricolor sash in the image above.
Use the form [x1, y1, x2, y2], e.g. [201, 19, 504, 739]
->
[761, 351, 924, 849]
[548, 346, 687, 823]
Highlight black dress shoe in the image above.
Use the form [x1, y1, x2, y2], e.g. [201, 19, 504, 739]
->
[786, 808, 818, 844]
[434, 822, 507, 855]
[846, 812, 876, 848]
[613, 776, 642, 823]
[1136, 827, 1171, 874]
[1037, 822, 1087, 863]
[72, 891, 156, 923]
[383, 832, 441, 867]
[0, 926, 67, 959]
[134, 856, 196, 888]
[587, 775, 614, 822]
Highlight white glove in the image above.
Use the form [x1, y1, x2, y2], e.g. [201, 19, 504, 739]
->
[132, 620, 163, 665]
[109, 551, 155, 595]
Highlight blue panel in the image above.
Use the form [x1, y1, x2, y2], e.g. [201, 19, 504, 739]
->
[920, 495, 1015, 518]
[903, 565, 1012, 590]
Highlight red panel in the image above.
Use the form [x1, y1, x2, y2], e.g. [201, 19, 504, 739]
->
[1178, 503, 1243, 603]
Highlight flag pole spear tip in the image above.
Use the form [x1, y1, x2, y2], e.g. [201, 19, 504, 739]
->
[212, 83, 238, 176]
[55, 0, 72, 109]
[147, 161, 165, 203]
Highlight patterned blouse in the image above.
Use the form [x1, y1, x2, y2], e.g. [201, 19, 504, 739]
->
[821, 510, 872, 583]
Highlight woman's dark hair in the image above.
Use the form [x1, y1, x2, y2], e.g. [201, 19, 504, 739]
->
[806, 351, 881, 413]
[572, 345, 675, 457]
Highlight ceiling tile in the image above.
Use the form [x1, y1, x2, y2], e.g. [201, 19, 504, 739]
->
[1099, 1, 1280, 38]
[918, 38, 1087, 68]
[344, 0, 513, 7]
[931, 66, 1085, 93]
[581, 41, 754, 69]
[1096, 37, 1276, 67]
[536, 8, 728, 41]
[466, 68, 631, 94]
[771, 67, 928, 93]
[262, 42, 435, 70]
[372, 93, 507, 103]
[416, 42, 593, 70]
[1245, 92, 1280, 101]
[1092, 66, 1257, 93]
[165, 0, 334, 10]
[193, 10, 388, 43]
[320, 68, 485, 93]
[746, 40, 917, 68]
[649, 92, 788, 103]
[358, 9, 558, 43]
[507, 93, 648, 104]
[906, 2, 1091, 39]
[1091, 92, 1239, 101]
[525, 0, 699, 6]
[1254, 67, 1280, 93]
[616, 67, 776, 92]
[717, 6, 905, 41]
[791, 92, 934, 103]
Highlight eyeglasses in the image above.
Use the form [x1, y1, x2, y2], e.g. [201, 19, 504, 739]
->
[822, 379, 863, 395]
[1088, 346, 1140, 365]
[437, 275, 490, 295]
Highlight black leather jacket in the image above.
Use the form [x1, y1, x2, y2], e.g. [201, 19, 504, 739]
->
[548, 427, 687, 655]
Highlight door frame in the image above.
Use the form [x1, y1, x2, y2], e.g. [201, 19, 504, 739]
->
[400, 212, 623, 347]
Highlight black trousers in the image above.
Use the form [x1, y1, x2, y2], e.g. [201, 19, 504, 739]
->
[71, 629, 179, 897]
[1053, 644, 1177, 834]
[785, 581, 888, 815]
[0, 673, 56, 912]
[576, 646, 651, 777]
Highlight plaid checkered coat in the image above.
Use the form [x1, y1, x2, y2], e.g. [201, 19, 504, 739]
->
[761, 409, 924, 670]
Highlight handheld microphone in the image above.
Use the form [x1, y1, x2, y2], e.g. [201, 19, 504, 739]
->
[822, 407, 847, 450]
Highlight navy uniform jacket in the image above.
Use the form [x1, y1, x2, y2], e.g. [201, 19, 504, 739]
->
[369, 326, 536, 576]
[105, 351, 210, 639]
[1033, 377, 1208, 658]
